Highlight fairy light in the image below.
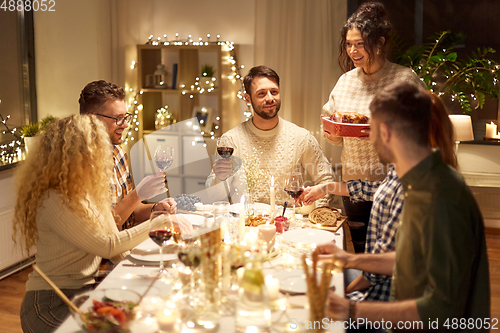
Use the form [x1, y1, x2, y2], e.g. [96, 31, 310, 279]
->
[126, 33, 250, 144]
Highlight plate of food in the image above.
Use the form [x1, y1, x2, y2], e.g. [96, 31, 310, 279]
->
[321, 113, 370, 137]
[70, 289, 139, 332]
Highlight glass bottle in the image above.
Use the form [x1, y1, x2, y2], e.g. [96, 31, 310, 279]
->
[236, 255, 271, 332]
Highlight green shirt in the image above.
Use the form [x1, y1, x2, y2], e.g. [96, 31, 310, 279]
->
[392, 151, 490, 330]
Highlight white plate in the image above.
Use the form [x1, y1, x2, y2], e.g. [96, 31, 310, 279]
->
[173, 213, 205, 226]
[130, 239, 178, 262]
[271, 269, 335, 294]
[281, 228, 335, 245]
[229, 202, 271, 215]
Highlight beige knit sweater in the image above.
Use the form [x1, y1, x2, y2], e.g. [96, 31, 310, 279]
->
[323, 61, 424, 181]
[207, 117, 334, 206]
[26, 190, 150, 291]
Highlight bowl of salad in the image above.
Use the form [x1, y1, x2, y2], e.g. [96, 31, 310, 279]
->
[70, 289, 140, 332]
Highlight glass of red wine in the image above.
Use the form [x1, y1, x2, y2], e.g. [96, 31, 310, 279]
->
[284, 172, 304, 229]
[149, 211, 174, 279]
[216, 137, 234, 159]
[216, 137, 234, 181]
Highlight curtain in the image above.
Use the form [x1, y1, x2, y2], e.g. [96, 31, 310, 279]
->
[254, 0, 346, 164]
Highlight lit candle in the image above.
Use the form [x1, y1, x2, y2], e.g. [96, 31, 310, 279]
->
[156, 308, 177, 332]
[265, 275, 280, 301]
[269, 176, 275, 215]
[243, 232, 258, 247]
[222, 235, 231, 291]
[239, 196, 246, 241]
[236, 267, 245, 282]
[486, 122, 497, 138]
[258, 222, 276, 244]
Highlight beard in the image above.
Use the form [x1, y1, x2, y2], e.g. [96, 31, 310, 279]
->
[251, 99, 281, 120]
[373, 129, 395, 165]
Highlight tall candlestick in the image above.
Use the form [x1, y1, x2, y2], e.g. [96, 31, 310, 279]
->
[265, 275, 280, 301]
[222, 236, 231, 291]
[269, 176, 275, 215]
[239, 196, 246, 241]
[486, 122, 497, 138]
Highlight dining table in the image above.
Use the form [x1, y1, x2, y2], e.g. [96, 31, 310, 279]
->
[55, 213, 346, 333]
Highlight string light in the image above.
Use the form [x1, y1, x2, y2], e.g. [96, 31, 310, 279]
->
[0, 101, 23, 164]
[122, 33, 251, 145]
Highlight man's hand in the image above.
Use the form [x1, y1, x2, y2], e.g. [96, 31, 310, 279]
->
[297, 184, 327, 206]
[327, 291, 350, 320]
[136, 172, 167, 200]
[316, 242, 349, 268]
[152, 197, 177, 214]
[213, 158, 232, 181]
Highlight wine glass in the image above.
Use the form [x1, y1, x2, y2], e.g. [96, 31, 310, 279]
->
[215, 137, 234, 181]
[149, 211, 174, 279]
[177, 239, 202, 305]
[216, 137, 234, 159]
[154, 145, 174, 172]
[284, 172, 304, 229]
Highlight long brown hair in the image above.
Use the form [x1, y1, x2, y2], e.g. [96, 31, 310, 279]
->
[338, 2, 391, 73]
[427, 91, 458, 168]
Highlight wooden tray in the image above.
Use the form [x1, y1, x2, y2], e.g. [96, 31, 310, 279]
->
[309, 218, 346, 233]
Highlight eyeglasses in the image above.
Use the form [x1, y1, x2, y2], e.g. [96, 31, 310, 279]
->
[94, 113, 132, 126]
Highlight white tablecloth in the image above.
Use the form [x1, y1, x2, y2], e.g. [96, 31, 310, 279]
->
[55, 220, 345, 333]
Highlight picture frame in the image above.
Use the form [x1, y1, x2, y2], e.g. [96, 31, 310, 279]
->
[192, 106, 214, 132]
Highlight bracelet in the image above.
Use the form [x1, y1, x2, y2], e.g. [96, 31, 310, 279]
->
[151, 203, 158, 212]
[349, 300, 356, 320]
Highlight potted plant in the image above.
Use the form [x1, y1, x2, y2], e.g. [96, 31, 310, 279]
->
[200, 64, 216, 89]
[21, 115, 58, 153]
[393, 30, 500, 115]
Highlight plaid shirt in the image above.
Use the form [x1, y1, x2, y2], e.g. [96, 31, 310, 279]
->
[112, 145, 135, 230]
[346, 167, 403, 301]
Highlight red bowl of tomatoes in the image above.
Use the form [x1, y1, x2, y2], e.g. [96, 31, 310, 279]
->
[70, 289, 140, 332]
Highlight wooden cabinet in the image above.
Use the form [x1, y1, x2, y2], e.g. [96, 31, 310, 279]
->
[136, 43, 240, 138]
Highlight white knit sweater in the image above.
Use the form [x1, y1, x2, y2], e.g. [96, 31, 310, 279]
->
[323, 61, 424, 181]
[25, 190, 150, 291]
[207, 117, 334, 206]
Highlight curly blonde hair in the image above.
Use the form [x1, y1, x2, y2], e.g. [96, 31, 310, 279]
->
[13, 115, 114, 253]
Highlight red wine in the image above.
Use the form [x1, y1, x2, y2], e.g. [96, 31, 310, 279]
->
[285, 187, 304, 199]
[149, 230, 172, 246]
[217, 147, 234, 158]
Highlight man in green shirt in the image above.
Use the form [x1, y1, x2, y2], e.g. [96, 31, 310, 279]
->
[319, 82, 490, 331]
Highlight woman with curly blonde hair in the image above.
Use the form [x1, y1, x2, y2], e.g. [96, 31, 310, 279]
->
[14, 115, 163, 332]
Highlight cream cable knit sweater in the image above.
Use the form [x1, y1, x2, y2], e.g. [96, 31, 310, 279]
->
[323, 61, 424, 181]
[207, 117, 334, 206]
[25, 190, 150, 291]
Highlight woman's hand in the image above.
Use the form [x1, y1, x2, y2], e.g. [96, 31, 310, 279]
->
[153, 197, 177, 214]
[323, 128, 342, 142]
[297, 184, 327, 206]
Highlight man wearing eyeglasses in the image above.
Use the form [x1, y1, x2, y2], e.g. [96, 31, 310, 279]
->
[79, 80, 176, 230]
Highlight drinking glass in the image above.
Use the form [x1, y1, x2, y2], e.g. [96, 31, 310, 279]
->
[176, 239, 202, 305]
[216, 137, 234, 159]
[215, 137, 233, 181]
[149, 211, 174, 279]
[284, 172, 304, 229]
[154, 145, 174, 172]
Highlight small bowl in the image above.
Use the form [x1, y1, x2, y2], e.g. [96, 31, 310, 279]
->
[70, 289, 140, 332]
[295, 202, 315, 215]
